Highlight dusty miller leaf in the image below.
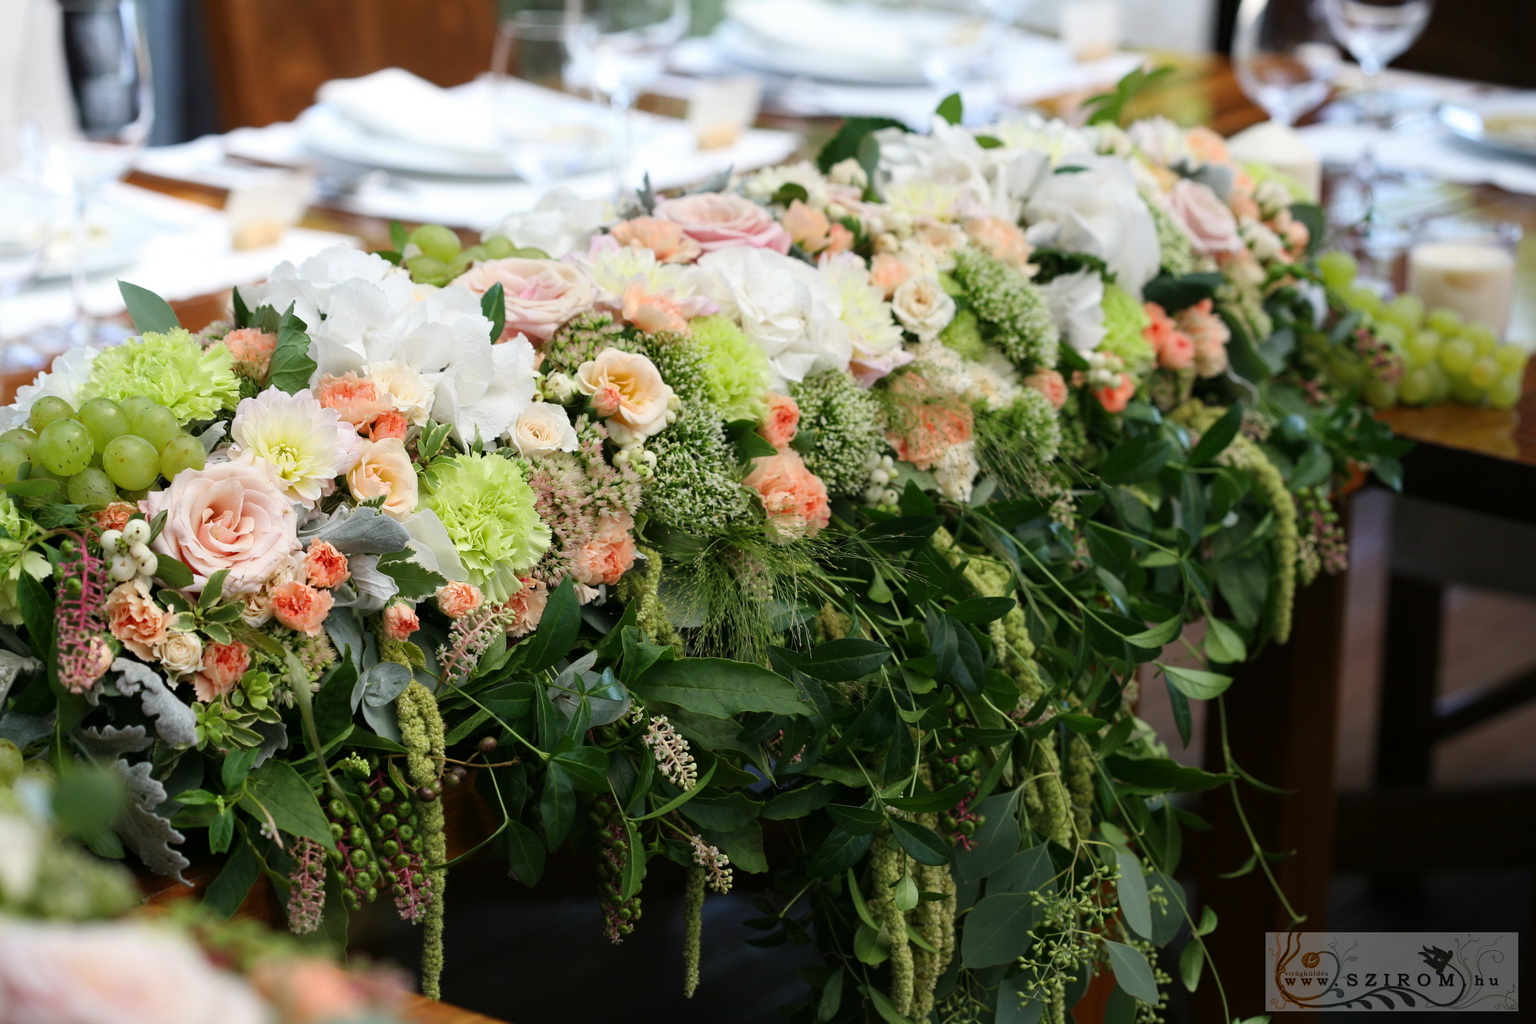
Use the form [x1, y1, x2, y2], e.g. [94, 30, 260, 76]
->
[106, 659, 197, 747]
[113, 758, 190, 882]
[301, 506, 411, 555]
[73, 725, 153, 756]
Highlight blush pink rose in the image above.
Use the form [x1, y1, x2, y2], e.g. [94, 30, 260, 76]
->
[504, 577, 549, 638]
[271, 580, 333, 636]
[1186, 126, 1234, 167]
[193, 640, 251, 702]
[654, 192, 792, 255]
[219, 328, 278, 378]
[782, 200, 833, 253]
[104, 581, 172, 660]
[1024, 369, 1069, 410]
[1095, 373, 1137, 414]
[571, 514, 637, 587]
[1144, 303, 1196, 371]
[1166, 179, 1243, 256]
[303, 541, 351, 589]
[142, 461, 300, 595]
[744, 449, 832, 543]
[454, 257, 597, 343]
[382, 601, 420, 640]
[759, 391, 800, 449]
[435, 581, 483, 619]
[609, 216, 703, 263]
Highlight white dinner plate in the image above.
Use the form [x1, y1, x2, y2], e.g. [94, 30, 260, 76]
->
[37, 202, 153, 281]
[1439, 94, 1536, 160]
[711, 20, 933, 85]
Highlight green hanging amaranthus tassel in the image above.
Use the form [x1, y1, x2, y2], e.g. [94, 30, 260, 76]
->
[870, 828, 915, 1016]
[682, 866, 705, 998]
[617, 544, 682, 648]
[397, 681, 448, 999]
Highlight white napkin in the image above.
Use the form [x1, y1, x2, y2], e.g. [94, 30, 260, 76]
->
[725, 0, 971, 71]
[317, 68, 502, 155]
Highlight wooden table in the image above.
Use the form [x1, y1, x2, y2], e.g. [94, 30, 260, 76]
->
[109, 55, 1534, 1023]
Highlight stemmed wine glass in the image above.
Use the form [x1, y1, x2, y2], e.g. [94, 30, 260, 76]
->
[16, 0, 153, 352]
[1321, 0, 1435, 125]
[565, 0, 689, 200]
[1233, 0, 1343, 128]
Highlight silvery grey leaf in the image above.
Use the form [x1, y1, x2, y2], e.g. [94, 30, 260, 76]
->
[324, 607, 367, 665]
[0, 648, 40, 709]
[109, 659, 197, 748]
[362, 661, 414, 708]
[302, 506, 411, 555]
[195, 420, 228, 454]
[331, 554, 397, 613]
[252, 721, 289, 767]
[0, 712, 52, 747]
[114, 758, 190, 883]
[73, 724, 153, 756]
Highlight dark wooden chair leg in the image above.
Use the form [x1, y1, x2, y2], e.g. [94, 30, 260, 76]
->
[1373, 574, 1445, 791]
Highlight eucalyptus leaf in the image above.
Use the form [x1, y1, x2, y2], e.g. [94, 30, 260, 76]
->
[1105, 939, 1159, 1003]
[960, 893, 1036, 967]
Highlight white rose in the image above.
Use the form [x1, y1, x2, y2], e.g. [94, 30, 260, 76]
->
[695, 247, 852, 387]
[157, 631, 204, 677]
[511, 402, 580, 457]
[490, 187, 611, 258]
[1040, 270, 1107, 355]
[1024, 156, 1161, 295]
[891, 277, 957, 340]
[366, 359, 436, 426]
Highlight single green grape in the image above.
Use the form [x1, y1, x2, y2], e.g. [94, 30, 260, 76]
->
[124, 402, 179, 453]
[1374, 322, 1408, 352]
[101, 435, 161, 491]
[1450, 376, 1485, 405]
[1425, 307, 1464, 336]
[459, 243, 487, 263]
[1468, 356, 1499, 391]
[1399, 368, 1433, 406]
[446, 251, 473, 278]
[118, 395, 159, 425]
[405, 254, 451, 286]
[410, 224, 462, 263]
[36, 419, 94, 476]
[1494, 344, 1529, 376]
[159, 434, 207, 480]
[1317, 250, 1358, 290]
[482, 235, 515, 259]
[1438, 337, 1476, 376]
[77, 397, 131, 452]
[1341, 285, 1384, 319]
[1424, 363, 1452, 404]
[1363, 378, 1398, 410]
[0, 739, 23, 787]
[1488, 375, 1522, 410]
[66, 467, 119, 505]
[1462, 323, 1499, 357]
[1387, 293, 1426, 329]
[1403, 330, 1440, 367]
[0, 443, 28, 485]
[28, 396, 76, 432]
[0, 428, 38, 457]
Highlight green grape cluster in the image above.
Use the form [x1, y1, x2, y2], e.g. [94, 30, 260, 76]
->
[1322, 251, 1528, 410]
[0, 394, 206, 503]
[402, 224, 522, 286]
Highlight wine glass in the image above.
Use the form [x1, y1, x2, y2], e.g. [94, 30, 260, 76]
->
[1321, 0, 1435, 125]
[15, 0, 153, 352]
[566, 0, 689, 199]
[1233, 0, 1343, 127]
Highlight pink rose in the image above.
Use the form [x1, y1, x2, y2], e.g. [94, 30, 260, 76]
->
[744, 449, 831, 543]
[504, 577, 549, 638]
[1024, 369, 1069, 410]
[782, 200, 832, 253]
[271, 580, 333, 636]
[315, 372, 390, 431]
[142, 460, 300, 595]
[454, 257, 597, 343]
[609, 216, 703, 263]
[104, 581, 172, 660]
[1144, 303, 1196, 371]
[434, 581, 484, 619]
[193, 640, 251, 702]
[347, 438, 419, 520]
[1095, 373, 1137, 414]
[1165, 179, 1243, 256]
[219, 328, 278, 378]
[654, 192, 792, 255]
[303, 541, 351, 589]
[571, 514, 637, 587]
[382, 601, 420, 640]
[759, 391, 800, 450]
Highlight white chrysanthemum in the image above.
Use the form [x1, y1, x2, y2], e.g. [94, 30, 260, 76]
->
[0, 345, 98, 430]
[741, 160, 831, 206]
[238, 243, 396, 325]
[986, 112, 1097, 168]
[366, 359, 436, 426]
[883, 179, 962, 223]
[563, 238, 714, 316]
[230, 388, 361, 505]
[819, 252, 905, 373]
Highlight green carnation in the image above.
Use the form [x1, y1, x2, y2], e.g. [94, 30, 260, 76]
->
[422, 452, 552, 605]
[81, 328, 240, 423]
[1148, 199, 1198, 279]
[0, 494, 49, 626]
[939, 308, 987, 361]
[692, 315, 770, 422]
[1100, 284, 1154, 374]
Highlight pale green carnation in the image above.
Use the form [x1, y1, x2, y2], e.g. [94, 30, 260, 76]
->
[81, 328, 241, 423]
[1099, 284, 1155, 374]
[692, 315, 770, 422]
[422, 452, 552, 605]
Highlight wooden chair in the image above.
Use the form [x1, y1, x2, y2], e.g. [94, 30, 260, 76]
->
[199, 0, 498, 130]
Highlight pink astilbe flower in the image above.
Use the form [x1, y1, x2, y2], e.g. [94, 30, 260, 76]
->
[54, 534, 113, 695]
[285, 836, 327, 935]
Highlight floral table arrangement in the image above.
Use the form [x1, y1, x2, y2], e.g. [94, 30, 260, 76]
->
[0, 83, 1407, 1024]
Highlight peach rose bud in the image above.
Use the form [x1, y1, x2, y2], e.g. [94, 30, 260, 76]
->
[383, 601, 421, 640]
[435, 581, 484, 619]
[271, 580, 334, 636]
[1095, 373, 1137, 414]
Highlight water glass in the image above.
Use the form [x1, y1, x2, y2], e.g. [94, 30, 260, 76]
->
[1233, 0, 1342, 127]
[1322, 0, 1435, 124]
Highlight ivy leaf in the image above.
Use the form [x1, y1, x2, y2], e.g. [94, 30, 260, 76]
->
[267, 306, 317, 394]
[118, 281, 180, 334]
[373, 548, 449, 603]
[1105, 939, 1160, 1003]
